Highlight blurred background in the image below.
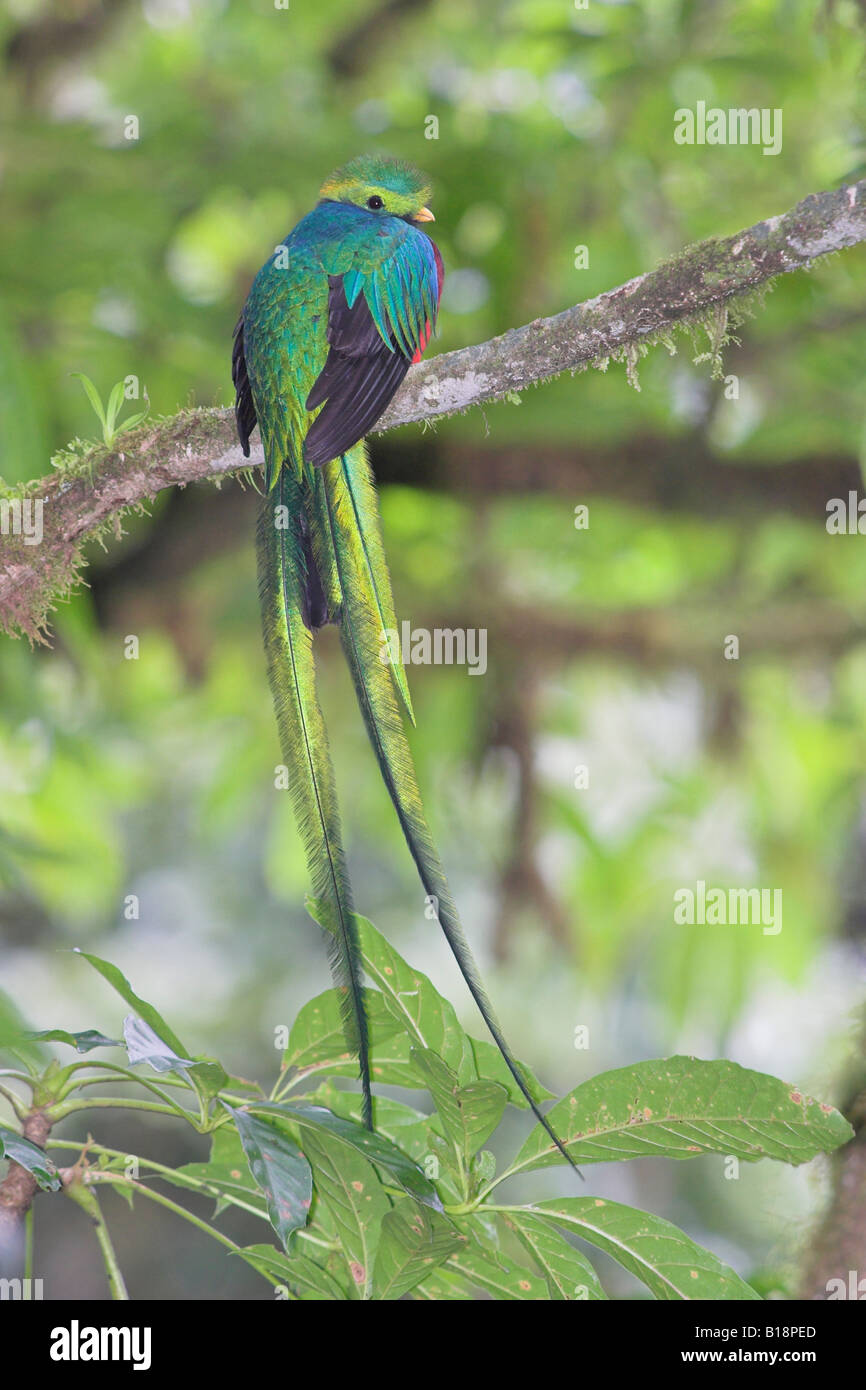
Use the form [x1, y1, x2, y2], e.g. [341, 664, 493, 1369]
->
[1, 0, 866, 1299]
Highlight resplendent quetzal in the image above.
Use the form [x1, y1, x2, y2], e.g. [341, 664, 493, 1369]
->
[233, 154, 575, 1170]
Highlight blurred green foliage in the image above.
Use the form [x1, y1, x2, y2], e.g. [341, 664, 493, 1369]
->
[1, 0, 865, 1297]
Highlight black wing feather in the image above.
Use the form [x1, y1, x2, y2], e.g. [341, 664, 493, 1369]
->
[232, 313, 258, 457]
[304, 277, 411, 468]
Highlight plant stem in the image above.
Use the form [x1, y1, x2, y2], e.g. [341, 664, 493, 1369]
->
[118, 1177, 244, 1254]
[64, 1180, 129, 1300]
[444, 1199, 482, 1216]
[50, 1097, 188, 1122]
[47, 1139, 267, 1222]
[296, 1228, 340, 1252]
[270, 1067, 308, 1102]
[0, 1081, 30, 1120]
[57, 1065, 262, 1120]
[87, 1171, 282, 1286]
[60, 1062, 192, 1092]
[6, 1049, 41, 1076]
[475, 1168, 519, 1202]
[55, 1061, 195, 1112]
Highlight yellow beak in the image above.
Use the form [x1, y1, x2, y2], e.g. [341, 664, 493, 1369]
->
[414, 207, 435, 223]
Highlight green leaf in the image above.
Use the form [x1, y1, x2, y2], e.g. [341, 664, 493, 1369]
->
[533, 1198, 760, 1301]
[70, 373, 107, 428]
[411, 1047, 508, 1159]
[499, 1211, 606, 1300]
[250, 1100, 442, 1210]
[238, 1243, 346, 1300]
[303, 1084, 469, 1201]
[283, 987, 418, 1089]
[114, 410, 149, 435]
[285, 989, 525, 1122]
[179, 1125, 257, 1189]
[121, 1018, 228, 1106]
[187, 1058, 230, 1101]
[305, 1085, 434, 1165]
[307, 902, 473, 1078]
[0, 1125, 61, 1192]
[372, 1197, 465, 1300]
[470, 1037, 553, 1108]
[230, 1108, 313, 1249]
[104, 381, 125, 436]
[72, 951, 188, 1059]
[458, 1082, 509, 1155]
[511, 1056, 854, 1174]
[446, 1238, 549, 1300]
[122, 1016, 193, 1074]
[411, 1267, 478, 1300]
[409, 1049, 464, 1149]
[301, 1128, 391, 1300]
[173, 1127, 266, 1217]
[306, 906, 549, 1103]
[471, 1149, 496, 1183]
[26, 1028, 121, 1054]
[113, 1181, 135, 1210]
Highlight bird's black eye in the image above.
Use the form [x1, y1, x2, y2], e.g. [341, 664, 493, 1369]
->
[367, 195, 384, 210]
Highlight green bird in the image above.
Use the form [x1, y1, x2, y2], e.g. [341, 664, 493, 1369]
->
[233, 154, 576, 1171]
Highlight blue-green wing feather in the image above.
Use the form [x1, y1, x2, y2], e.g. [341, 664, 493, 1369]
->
[304, 218, 440, 467]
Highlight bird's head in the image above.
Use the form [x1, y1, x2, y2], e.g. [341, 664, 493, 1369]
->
[319, 155, 435, 224]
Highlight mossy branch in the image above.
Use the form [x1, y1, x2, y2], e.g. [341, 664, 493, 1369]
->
[2, 177, 865, 641]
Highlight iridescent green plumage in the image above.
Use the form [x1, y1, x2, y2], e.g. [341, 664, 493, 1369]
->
[235, 155, 578, 1170]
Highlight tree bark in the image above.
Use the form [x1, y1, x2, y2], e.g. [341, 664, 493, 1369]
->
[0, 1109, 52, 1275]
